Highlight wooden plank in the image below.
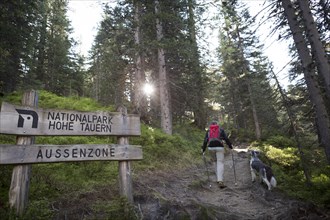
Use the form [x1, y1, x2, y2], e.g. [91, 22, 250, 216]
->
[0, 144, 142, 164]
[0, 102, 141, 136]
[9, 90, 37, 216]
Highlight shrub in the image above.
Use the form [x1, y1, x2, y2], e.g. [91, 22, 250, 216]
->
[263, 145, 300, 167]
[257, 138, 330, 208]
[265, 135, 296, 148]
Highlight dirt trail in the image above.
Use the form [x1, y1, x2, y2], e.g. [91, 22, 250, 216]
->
[134, 147, 329, 219]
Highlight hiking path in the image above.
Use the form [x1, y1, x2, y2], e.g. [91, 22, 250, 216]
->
[134, 144, 329, 220]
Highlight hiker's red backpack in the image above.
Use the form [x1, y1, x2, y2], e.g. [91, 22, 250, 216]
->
[208, 124, 223, 147]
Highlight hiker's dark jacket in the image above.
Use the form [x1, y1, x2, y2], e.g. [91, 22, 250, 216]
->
[202, 128, 232, 152]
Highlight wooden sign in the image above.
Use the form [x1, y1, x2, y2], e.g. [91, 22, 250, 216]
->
[0, 144, 142, 164]
[0, 102, 141, 136]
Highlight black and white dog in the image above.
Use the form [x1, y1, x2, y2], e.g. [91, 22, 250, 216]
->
[250, 150, 277, 190]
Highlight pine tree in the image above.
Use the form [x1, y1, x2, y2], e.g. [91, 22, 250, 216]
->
[278, 0, 330, 163]
[0, 0, 84, 96]
[88, 0, 208, 132]
[216, 1, 279, 139]
[88, 2, 134, 106]
[0, 0, 41, 93]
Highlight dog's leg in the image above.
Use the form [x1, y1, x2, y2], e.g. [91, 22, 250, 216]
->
[250, 159, 257, 182]
[258, 169, 264, 184]
[263, 177, 272, 190]
[251, 170, 256, 182]
[260, 168, 272, 190]
[251, 167, 256, 182]
[262, 168, 273, 190]
[265, 166, 276, 190]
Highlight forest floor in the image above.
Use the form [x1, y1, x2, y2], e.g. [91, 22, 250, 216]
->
[133, 144, 330, 220]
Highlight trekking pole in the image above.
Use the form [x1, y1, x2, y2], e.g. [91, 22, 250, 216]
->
[231, 149, 238, 186]
[202, 154, 212, 188]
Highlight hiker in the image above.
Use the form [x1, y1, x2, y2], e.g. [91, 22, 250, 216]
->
[202, 121, 233, 188]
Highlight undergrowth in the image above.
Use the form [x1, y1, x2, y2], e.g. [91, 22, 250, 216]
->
[249, 136, 330, 209]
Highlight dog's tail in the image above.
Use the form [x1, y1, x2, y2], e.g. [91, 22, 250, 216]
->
[270, 176, 277, 188]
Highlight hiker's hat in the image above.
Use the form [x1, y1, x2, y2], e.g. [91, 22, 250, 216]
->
[210, 120, 218, 125]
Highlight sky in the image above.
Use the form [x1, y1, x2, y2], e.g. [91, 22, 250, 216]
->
[67, 0, 292, 87]
[67, 0, 104, 55]
[246, 1, 292, 84]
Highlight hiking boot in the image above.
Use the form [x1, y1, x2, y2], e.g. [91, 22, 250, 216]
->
[217, 181, 226, 189]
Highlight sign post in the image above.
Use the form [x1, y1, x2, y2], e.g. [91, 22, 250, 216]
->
[8, 90, 37, 215]
[117, 105, 133, 203]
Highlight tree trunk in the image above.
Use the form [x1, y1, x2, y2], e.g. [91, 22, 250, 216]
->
[133, 0, 147, 120]
[223, 29, 242, 132]
[116, 105, 133, 203]
[236, 26, 261, 140]
[272, 70, 311, 184]
[297, 0, 330, 100]
[155, 0, 172, 134]
[188, 0, 206, 129]
[280, 0, 330, 163]
[247, 79, 261, 140]
[36, 2, 48, 84]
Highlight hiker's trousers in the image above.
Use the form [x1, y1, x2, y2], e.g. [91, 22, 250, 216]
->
[208, 147, 224, 182]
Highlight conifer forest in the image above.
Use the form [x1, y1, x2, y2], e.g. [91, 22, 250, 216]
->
[0, 0, 330, 219]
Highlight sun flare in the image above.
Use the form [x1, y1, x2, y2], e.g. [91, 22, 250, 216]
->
[143, 83, 154, 96]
